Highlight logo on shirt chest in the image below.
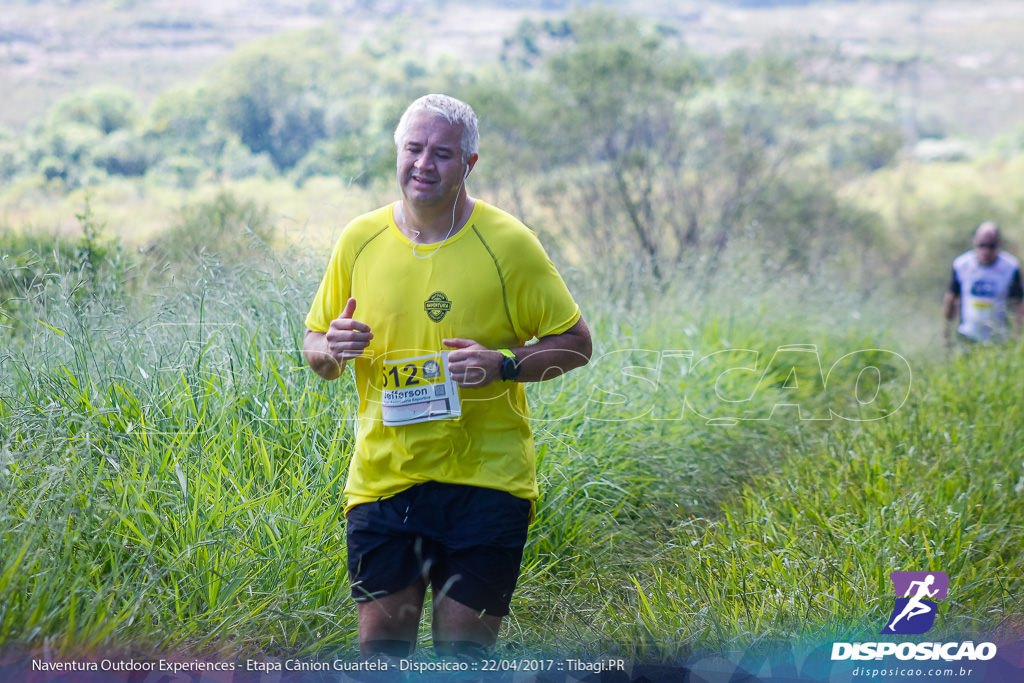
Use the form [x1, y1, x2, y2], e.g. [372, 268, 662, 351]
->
[424, 291, 452, 322]
[970, 279, 998, 298]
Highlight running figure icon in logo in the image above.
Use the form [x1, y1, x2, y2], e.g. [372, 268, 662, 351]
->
[882, 571, 949, 635]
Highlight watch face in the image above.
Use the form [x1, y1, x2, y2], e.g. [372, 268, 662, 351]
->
[502, 355, 520, 381]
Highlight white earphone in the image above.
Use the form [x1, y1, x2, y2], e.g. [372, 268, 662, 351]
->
[403, 163, 471, 260]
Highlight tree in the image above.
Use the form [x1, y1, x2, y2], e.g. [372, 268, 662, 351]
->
[204, 27, 341, 171]
[483, 10, 891, 288]
[47, 86, 141, 135]
[92, 130, 155, 177]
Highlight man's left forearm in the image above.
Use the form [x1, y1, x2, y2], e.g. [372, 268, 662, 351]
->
[513, 317, 592, 383]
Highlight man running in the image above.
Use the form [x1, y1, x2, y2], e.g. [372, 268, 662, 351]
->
[303, 94, 591, 660]
[943, 221, 1023, 347]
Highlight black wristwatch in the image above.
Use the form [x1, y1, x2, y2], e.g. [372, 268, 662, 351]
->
[498, 349, 521, 382]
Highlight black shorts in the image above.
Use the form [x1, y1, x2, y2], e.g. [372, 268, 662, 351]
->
[346, 482, 532, 617]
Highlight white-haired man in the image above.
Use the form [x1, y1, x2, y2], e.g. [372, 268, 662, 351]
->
[943, 221, 1023, 347]
[303, 94, 591, 659]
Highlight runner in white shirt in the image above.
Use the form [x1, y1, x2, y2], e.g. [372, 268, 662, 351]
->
[943, 222, 1024, 346]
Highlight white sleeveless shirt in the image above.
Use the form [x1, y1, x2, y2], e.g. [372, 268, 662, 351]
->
[950, 250, 1023, 342]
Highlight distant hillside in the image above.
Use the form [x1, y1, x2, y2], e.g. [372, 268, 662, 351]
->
[1, 0, 1023, 143]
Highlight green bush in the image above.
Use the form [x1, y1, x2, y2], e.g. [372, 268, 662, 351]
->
[144, 192, 276, 269]
[1, 204, 134, 339]
[92, 130, 157, 177]
[0, 231, 78, 304]
[47, 86, 141, 135]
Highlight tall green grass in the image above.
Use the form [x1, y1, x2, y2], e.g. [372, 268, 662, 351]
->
[606, 344, 1024, 658]
[1, 254, 357, 656]
[1, 211, 1020, 664]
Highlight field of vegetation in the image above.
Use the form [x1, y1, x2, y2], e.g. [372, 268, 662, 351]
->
[2, 1, 1024, 680]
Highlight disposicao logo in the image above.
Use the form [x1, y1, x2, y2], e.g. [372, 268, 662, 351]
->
[831, 569, 998, 662]
[882, 571, 948, 635]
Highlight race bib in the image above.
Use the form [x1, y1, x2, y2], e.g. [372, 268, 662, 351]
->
[971, 300, 994, 319]
[380, 352, 461, 426]
[969, 300, 1001, 342]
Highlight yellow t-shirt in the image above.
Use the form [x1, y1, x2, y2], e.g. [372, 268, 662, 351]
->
[305, 200, 581, 511]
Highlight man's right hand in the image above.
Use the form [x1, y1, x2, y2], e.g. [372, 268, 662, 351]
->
[303, 298, 373, 380]
[325, 297, 373, 361]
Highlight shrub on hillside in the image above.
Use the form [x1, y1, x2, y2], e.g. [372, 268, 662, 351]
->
[47, 86, 141, 136]
[1, 205, 134, 338]
[0, 232, 78, 304]
[143, 192, 276, 269]
[92, 130, 159, 177]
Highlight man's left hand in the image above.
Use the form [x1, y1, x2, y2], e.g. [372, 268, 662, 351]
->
[443, 338, 503, 387]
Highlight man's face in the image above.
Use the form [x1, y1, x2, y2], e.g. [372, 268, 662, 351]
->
[974, 236, 1000, 266]
[396, 110, 466, 210]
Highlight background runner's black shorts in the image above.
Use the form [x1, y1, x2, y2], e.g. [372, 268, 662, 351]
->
[346, 482, 532, 617]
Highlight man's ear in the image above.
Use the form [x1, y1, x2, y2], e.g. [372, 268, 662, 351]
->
[464, 153, 479, 180]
